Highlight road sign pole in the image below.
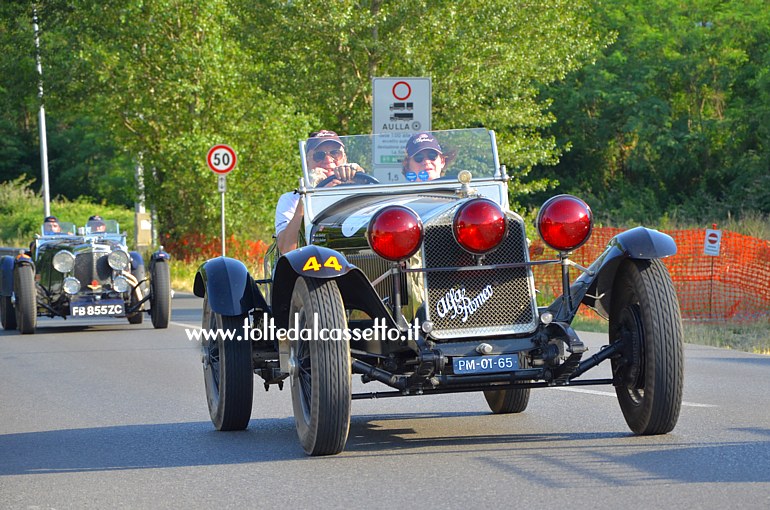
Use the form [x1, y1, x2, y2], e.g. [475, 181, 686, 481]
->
[221, 185, 226, 257]
[219, 174, 227, 257]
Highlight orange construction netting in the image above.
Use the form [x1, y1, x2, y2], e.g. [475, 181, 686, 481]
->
[529, 228, 770, 322]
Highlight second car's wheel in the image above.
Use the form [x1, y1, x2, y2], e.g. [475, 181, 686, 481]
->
[127, 264, 145, 325]
[14, 264, 37, 334]
[201, 291, 254, 430]
[289, 277, 351, 456]
[483, 353, 530, 414]
[1, 294, 17, 330]
[150, 260, 171, 329]
[610, 258, 684, 435]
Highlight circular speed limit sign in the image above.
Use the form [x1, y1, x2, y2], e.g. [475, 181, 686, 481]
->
[207, 144, 237, 174]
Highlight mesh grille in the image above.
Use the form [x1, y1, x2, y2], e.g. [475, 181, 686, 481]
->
[74, 252, 112, 287]
[346, 250, 407, 306]
[423, 208, 538, 340]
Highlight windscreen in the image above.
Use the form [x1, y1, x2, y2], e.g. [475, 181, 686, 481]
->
[301, 128, 497, 188]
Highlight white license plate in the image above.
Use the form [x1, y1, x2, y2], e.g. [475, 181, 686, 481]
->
[453, 354, 519, 375]
[71, 301, 124, 317]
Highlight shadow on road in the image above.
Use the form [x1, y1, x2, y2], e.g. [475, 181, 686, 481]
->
[3, 414, 770, 485]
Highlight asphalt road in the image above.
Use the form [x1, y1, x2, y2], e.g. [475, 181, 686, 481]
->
[1, 293, 769, 509]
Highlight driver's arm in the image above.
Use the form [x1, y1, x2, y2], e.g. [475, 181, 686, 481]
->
[276, 194, 303, 254]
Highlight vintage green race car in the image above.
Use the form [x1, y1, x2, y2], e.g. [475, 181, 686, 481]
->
[1, 219, 171, 333]
[194, 128, 684, 456]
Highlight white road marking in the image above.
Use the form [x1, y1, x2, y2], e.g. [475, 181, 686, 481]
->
[170, 321, 201, 329]
[552, 386, 717, 407]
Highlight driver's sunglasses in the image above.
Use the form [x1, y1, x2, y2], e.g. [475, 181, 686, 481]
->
[312, 149, 345, 162]
[413, 150, 439, 163]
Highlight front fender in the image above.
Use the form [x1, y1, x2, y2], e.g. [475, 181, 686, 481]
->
[129, 251, 145, 269]
[281, 245, 357, 278]
[569, 227, 677, 318]
[150, 248, 171, 269]
[194, 256, 263, 317]
[271, 246, 399, 332]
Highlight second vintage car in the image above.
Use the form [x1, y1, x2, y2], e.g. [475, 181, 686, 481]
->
[0, 217, 172, 333]
[194, 128, 684, 456]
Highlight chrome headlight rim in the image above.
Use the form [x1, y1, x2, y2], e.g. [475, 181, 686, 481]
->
[62, 277, 81, 295]
[107, 250, 130, 271]
[113, 275, 130, 293]
[52, 250, 76, 273]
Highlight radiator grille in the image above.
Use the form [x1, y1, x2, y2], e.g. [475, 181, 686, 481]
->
[345, 250, 407, 306]
[422, 209, 538, 340]
[73, 252, 112, 289]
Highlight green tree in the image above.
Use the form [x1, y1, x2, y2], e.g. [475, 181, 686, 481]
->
[539, 0, 770, 223]
[39, 0, 313, 240]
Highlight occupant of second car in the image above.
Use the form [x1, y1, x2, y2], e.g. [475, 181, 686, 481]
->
[43, 215, 62, 234]
[275, 130, 364, 254]
[402, 132, 449, 182]
[87, 215, 107, 233]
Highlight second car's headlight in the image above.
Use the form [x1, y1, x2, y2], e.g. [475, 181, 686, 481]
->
[52, 251, 76, 273]
[63, 277, 81, 295]
[108, 250, 130, 271]
[113, 275, 130, 293]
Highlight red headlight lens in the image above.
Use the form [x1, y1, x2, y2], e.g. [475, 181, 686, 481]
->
[536, 195, 593, 251]
[452, 199, 507, 254]
[367, 206, 423, 261]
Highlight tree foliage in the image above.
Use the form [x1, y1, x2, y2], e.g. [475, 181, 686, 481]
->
[538, 0, 770, 224]
[6, 0, 768, 246]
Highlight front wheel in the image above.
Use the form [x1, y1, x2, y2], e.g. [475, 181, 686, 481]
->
[14, 264, 37, 334]
[201, 292, 254, 430]
[289, 277, 351, 456]
[150, 260, 171, 329]
[610, 258, 683, 435]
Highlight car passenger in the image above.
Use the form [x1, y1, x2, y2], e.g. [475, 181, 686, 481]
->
[401, 132, 449, 182]
[275, 130, 363, 254]
[87, 215, 107, 233]
[43, 215, 62, 234]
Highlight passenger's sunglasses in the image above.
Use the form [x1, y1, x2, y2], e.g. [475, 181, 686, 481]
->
[413, 150, 440, 163]
[312, 149, 345, 162]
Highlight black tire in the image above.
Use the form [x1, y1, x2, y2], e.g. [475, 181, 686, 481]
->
[289, 277, 351, 456]
[483, 353, 530, 414]
[14, 264, 37, 334]
[610, 258, 684, 435]
[201, 292, 254, 430]
[150, 260, 171, 329]
[1, 294, 17, 330]
[127, 265, 145, 325]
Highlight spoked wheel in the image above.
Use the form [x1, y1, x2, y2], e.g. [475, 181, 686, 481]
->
[610, 258, 683, 435]
[1, 294, 17, 330]
[289, 277, 351, 456]
[14, 264, 37, 334]
[150, 260, 171, 329]
[483, 353, 530, 414]
[201, 291, 254, 430]
[127, 265, 145, 324]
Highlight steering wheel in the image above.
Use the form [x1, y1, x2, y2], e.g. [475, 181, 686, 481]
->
[316, 172, 380, 188]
